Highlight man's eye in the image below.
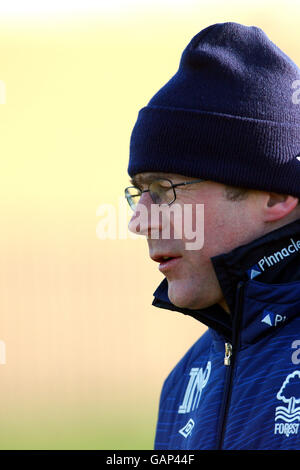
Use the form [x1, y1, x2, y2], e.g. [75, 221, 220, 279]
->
[151, 180, 172, 190]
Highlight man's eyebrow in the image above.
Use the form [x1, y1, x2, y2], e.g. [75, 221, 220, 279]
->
[129, 173, 170, 186]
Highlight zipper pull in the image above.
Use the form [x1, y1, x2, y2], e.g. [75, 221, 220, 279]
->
[224, 342, 232, 366]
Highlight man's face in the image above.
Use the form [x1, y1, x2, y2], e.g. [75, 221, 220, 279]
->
[128, 172, 267, 313]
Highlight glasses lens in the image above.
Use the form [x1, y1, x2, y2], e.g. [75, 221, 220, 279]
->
[125, 187, 141, 210]
[149, 179, 175, 205]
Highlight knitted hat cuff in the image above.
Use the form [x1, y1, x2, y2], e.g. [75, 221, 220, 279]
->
[129, 105, 300, 198]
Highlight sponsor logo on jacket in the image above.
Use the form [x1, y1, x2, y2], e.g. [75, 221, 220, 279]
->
[247, 237, 300, 279]
[178, 361, 211, 438]
[178, 361, 211, 414]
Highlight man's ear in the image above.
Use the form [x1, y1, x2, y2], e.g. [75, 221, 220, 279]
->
[264, 193, 299, 222]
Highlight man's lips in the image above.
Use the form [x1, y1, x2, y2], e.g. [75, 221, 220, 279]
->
[150, 253, 182, 263]
[150, 253, 182, 273]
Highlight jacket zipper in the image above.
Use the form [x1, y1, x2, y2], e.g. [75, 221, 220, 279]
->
[224, 342, 232, 366]
[216, 280, 245, 449]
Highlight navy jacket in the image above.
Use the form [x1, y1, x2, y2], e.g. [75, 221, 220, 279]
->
[152, 218, 300, 450]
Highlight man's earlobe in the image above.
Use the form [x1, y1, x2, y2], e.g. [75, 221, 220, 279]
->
[265, 193, 299, 221]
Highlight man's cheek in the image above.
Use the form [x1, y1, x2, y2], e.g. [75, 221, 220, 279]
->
[180, 204, 205, 250]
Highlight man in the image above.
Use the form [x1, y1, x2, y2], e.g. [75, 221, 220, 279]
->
[125, 22, 300, 450]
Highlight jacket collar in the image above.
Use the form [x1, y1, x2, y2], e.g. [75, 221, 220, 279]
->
[152, 218, 300, 341]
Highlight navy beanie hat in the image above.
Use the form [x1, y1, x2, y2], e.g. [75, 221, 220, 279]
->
[128, 22, 300, 198]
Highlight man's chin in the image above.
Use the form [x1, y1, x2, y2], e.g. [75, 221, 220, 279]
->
[167, 280, 205, 310]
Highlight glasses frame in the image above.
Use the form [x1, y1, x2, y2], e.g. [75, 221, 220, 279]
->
[125, 177, 206, 211]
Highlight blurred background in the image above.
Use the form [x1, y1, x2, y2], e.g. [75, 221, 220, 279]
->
[0, 0, 299, 449]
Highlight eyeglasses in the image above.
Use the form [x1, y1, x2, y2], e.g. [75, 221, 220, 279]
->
[125, 177, 206, 211]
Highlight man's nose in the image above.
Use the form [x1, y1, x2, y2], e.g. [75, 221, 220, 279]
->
[128, 192, 161, 237]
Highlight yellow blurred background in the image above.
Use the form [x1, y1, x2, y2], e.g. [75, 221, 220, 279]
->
[0, 0, 299, 449]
